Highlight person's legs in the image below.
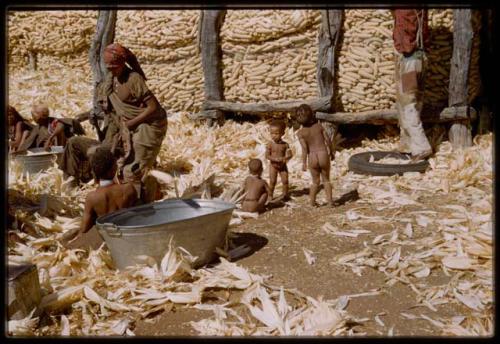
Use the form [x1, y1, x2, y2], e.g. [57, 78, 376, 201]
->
[318, 151, 333, 205]
[395, 52, 432, 158]
[59, 136, 99, 183]
[257, 192, 268, 213]
[279, 170, 289, 199]
[123, 123, 166, 197]
[268, 166, 278, 200]
[308, 152, 321, 206]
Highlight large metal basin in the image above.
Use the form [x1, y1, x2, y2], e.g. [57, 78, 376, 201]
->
[96, 198, 235, 270]
[13, 146, 64, 175]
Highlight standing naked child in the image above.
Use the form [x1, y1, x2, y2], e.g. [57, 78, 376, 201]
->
[64, 146, 138, 248]
[265, 119, 293, 200]
[241, 159, 271, 213]
[296, 104, 335, 207]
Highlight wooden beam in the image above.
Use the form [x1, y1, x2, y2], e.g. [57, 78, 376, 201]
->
[448, 9, 474, 148]
[202, 96, 332, 115]
[200, 10, 226, 124]
[316, 105, 476, 125]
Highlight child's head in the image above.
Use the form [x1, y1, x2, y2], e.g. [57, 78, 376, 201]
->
[248, 158, 263, 176]
[269, 119, 286, 142]
[31, 103, 50, 124]
[295, 104, 314, 126]
[90, 147, 117, 181]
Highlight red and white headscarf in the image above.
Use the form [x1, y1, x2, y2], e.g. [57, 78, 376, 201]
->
[103, 43, 147, 80]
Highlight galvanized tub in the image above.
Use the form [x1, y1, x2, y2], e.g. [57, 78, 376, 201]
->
[13, 146, 64, 175]
[96, 198, 235, 270]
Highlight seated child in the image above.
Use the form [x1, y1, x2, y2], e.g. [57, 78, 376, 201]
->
[65, 146, 138, 247]
[241, 158, 271, 213]
[296, 104, 335, 207]
[8, 105, 33, 153]
[265, 119, 293, 200]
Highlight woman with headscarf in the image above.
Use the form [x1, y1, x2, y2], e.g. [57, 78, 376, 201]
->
[102, 43, 167, 197]
[8, 105, 33, 153]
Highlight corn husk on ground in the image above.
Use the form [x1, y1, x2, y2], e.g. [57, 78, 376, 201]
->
[7, 105, 492, 336]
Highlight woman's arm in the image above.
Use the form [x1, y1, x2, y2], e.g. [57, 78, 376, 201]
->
[125, 96, 160, 130]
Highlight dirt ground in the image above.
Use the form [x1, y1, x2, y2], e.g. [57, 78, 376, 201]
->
[134, 183, 473, 337]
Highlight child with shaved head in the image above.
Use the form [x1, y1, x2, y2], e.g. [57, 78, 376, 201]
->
[241, 158, 271, 213]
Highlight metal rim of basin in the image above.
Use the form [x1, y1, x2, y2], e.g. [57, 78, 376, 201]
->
[96, 198, 236, 230]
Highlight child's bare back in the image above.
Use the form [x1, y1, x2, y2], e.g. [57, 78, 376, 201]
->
[241, 159, 270, 213]
[87, 182, 137, 217]
[295, 104, 334, 206]
[297, 122, 331, 172]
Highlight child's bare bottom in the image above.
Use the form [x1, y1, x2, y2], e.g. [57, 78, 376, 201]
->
[269, 164, 289, 200]
[308, 150, 333, 206]
[241, 195, 268, 213]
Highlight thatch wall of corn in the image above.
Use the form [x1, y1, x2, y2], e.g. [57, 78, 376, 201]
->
[8, 9, 481, 115]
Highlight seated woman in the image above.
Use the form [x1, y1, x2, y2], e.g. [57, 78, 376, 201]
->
[60, 85, 120, 184]
[102, 43, 168, 199]
[17, 103, 85, 152]
[8, 105, 33, 153]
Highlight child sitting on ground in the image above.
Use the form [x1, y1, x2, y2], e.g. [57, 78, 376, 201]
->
[64, 146, 138, 248]
[241, 158, 271, 213]
[265, 119, 293, 200]
[296, 104, 335, 207]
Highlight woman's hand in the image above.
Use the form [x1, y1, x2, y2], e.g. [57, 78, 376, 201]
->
[125, 119, 136, 130]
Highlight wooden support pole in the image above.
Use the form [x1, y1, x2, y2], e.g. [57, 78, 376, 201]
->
[316, 106, 476, 125]
[89, 10, 116, 111]
[200, 10, 226, 125]
[88, 10, 116, 139]
[448, 9, 474, 148]
[317, 9, 343, 150]
[202, 96, 333, 115]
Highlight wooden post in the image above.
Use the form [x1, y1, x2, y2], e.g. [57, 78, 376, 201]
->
[89, 10, 116, 111]
[316, 10, 343, 149]
[200, 10, 226, 125]
[448, 9, 474, 148]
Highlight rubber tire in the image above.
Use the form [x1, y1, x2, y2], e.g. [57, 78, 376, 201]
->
[348, 151, 429, 176]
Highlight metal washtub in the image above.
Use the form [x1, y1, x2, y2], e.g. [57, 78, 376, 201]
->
[13, 146, 64, 175]
[96, 198, 235, 270]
